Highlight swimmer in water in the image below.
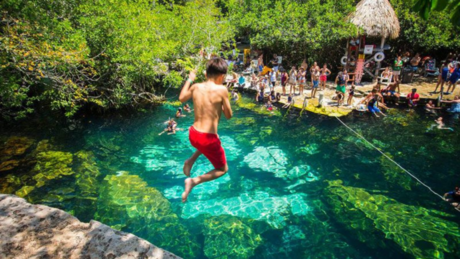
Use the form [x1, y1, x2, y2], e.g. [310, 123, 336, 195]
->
[231, 90, 239, 101]
[159, 118, 177, 135]
[184, 103, 192, 113]
[427, 117, 454, 132]
[444, 186, 460, 210]
[176, 107, 186, 118]
[266, 101, 274, 112]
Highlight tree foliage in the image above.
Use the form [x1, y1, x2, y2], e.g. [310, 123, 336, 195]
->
[226, 0, 357, 66]
[390, 0, 460, 54]
[412, 0, 460, 25]
[0, 0, 233, 120]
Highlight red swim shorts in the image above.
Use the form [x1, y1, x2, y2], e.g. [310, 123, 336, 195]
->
[189, 126, 227, 169]
[320, 75, 327, 82]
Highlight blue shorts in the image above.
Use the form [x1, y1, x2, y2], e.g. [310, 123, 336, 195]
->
[368, 105, 380, 113]
[449, 76, 458, 84]
[313, 80, 319, 88]
[442, 74, 448, 81]
[258, 65, 263, 72]
[389, 90, 396, 95]
[411, 66, 418, 72]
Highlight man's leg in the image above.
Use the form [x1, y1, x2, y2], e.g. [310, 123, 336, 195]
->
[182, 164, 228, 202]
[183, 150, 201, 177]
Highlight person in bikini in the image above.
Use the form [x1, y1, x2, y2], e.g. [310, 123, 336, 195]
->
[298, 67, 306, 95]
[179, 58, 233, 202]
[320, 64, 331, 91]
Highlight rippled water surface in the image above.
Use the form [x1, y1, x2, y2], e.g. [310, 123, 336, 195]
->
[1, 91, 460, 258]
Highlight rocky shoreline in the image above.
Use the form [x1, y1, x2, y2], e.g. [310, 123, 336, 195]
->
[0, 194, 180, 259]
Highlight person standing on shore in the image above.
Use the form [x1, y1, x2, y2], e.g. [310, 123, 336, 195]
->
[393, 55, 403, 83]
[445, 63, 460, 95]
[298, 67, 306, 96]
[281, 69, 288, 96]
[434, 61, 449, 94]
[335, 70, 348, 106]
[311, 68, 320, 99]
[288, 66, 298, 95]
[320, 64, 331, 91]
[179, 58, 233, 203]
[410, 53, 421, 82]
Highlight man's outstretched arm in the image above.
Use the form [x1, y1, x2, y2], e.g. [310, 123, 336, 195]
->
[179, 71, 196, 103]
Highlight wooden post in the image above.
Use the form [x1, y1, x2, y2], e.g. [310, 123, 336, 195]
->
[374, 37, 385, 81]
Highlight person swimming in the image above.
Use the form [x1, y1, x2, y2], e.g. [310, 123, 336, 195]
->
[159, 118, 178, 135]
[442, 95, 460, 113]
[266, 101, 273, 112]
[444, 186, 460, 210]
[427, 117, 454, 132]
[231, 90, 239, 101]
[176, 108, 186, 118]
[184, 103, 192, 112]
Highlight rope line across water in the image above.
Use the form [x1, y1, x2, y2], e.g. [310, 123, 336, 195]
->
[334, 116, 445, 201]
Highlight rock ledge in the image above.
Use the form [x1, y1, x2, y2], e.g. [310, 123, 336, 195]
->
[0, 194, 181, 259]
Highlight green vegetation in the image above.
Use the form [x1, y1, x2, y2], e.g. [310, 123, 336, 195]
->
[1, 0, 460, 120]
[413, 0, 460, 25]
[325, 180, 460, 258]
[0, 0, 232, 120]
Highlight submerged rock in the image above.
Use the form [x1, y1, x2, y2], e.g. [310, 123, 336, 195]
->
[95, 171, 199, 258]
[0, 136, 34, 158]
[182, 191, 310, 229]
[32, 151, 74, 188]
[242, 146, 288, 174]
[203, 215, 263, 259]
[325, 180, 460, 258]
[0, 194, 179, 259]
[0, 136, 35, 171]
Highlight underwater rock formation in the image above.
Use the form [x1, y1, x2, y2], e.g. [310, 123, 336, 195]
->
[203, 215, 263, 259]
[0, 136, 34, 171]
[182, 191, 310, 229]
[325, 180, 460, 258]
[242, 146, 288, 174]
[73, 150, 101, 221]
[95, 171, 199, 258]
[0, 194, 179, 259]
[31, 151, 74, 188]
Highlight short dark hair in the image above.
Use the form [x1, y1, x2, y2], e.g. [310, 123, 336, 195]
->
[412, 88, 417, 92]
[206, 58, 228, 78]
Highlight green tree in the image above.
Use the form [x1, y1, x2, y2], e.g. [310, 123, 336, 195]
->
[226, 0, 357, 66]
[0, 0, 233, 120]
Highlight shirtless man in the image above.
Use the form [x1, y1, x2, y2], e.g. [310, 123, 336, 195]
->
[179, 58, 233, 202]
[410, 53, 421, 82]
[311, 68, 320, 98]
[320, 64, 331, 91]
[383, 81, 400, 105]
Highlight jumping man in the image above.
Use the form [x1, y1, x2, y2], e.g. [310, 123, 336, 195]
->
[179, 58, 233, 202]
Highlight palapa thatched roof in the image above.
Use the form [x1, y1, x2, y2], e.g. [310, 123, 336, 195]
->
[349, 0, 400, 39]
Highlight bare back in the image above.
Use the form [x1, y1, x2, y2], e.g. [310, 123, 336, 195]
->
[191, 81, 231, 134]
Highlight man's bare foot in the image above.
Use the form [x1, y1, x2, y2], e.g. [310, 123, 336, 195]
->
[183, 159, 193, 177]
[182, 178, 195, 203]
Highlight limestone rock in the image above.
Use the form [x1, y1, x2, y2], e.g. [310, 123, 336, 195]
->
[0, 194, 180, 259]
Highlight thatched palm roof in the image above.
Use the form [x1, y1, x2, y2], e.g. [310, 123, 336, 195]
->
[349, 0, 400, 39]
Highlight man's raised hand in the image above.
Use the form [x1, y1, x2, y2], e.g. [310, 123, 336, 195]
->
[189, 70, 197, 82]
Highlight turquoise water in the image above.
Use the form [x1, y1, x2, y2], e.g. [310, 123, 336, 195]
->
[1, 91, 460, 258]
